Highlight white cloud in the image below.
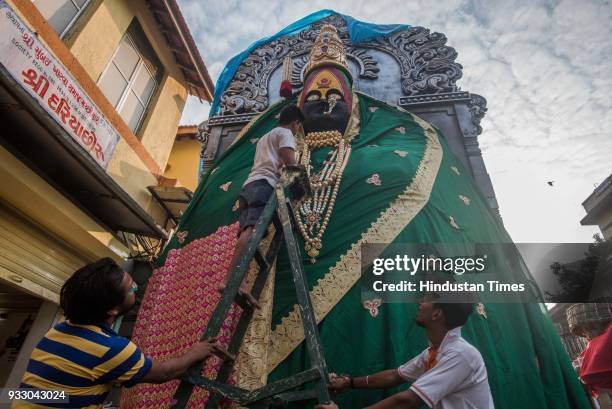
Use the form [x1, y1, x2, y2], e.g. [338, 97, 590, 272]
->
[177, 0, 611, 242]
[178, 97, 210, 126]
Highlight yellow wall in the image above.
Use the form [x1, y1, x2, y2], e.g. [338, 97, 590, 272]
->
[140, 75, 188, 168]
[104, 140, 163, 221]
[66, 0, 189, 221]
[164, 138, 202, 192]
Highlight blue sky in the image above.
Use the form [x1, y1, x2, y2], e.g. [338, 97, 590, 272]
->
[177, 0, 612, 243]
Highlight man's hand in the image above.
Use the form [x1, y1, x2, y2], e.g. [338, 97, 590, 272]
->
[189, 338, 218, 361]
[142, 338, 220, 383]
[315, 403, 339, 409]
[328, 373, 351, 394]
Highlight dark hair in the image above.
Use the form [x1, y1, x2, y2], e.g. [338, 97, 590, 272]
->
[60, 258, 125, 325]
[279, 104, 304, 125]
[434, 302, 474, 329]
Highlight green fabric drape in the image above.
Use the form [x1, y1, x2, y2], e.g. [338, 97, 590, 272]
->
[159, 94, 590, 409]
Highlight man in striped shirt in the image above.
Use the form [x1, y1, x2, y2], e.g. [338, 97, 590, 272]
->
[12, 258, 218, 408]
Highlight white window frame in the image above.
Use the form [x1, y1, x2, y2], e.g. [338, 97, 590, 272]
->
[34, 0, 92, 39]
[59, 0, 91, 38]
[98, 30, 161, 135]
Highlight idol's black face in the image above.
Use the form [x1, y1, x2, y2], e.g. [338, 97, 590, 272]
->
[299, 66, 352, 135]
[301, 99, 350, 134]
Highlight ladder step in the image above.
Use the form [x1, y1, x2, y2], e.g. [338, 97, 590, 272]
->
[233, 289, 256, 311]
[248, 368, 321, 402]
[183, 374, 251, 405]
[211, 346, 235, 363]
[270, 389, 318, 406]
[254, 247, 269, 270]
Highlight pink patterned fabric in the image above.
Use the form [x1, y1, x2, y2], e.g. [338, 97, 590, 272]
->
[120, 223, 242, 408]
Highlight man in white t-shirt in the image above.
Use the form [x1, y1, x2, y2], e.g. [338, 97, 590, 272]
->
[222, 104, 304, 308]
[319, 293, 495, 409]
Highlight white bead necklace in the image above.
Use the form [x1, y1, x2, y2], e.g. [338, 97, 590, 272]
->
[295, 130, 352, 263]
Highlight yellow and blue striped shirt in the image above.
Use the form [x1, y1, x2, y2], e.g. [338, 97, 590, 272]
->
[12, 321, 152, 408]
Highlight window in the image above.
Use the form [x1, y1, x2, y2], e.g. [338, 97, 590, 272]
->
[98, 20, 163, 134]
[34, 0, 91, 38]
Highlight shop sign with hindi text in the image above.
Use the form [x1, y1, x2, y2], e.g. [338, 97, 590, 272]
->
[0, 1, 120, 169]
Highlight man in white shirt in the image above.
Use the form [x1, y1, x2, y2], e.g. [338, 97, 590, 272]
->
[222, 104, 304, 308]
[319, 293, 495, 409]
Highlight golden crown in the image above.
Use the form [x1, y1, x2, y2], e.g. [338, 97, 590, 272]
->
[304, 25, 351, 81]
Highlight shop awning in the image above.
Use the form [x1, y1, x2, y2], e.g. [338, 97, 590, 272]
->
[147, 185, 193, 223]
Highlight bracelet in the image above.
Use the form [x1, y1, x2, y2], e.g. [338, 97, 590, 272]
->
[349, 376, 355, 389]
[366, 375, 370, 386]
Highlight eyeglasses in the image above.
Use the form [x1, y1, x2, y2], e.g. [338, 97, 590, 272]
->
[128, 281, 138, 295]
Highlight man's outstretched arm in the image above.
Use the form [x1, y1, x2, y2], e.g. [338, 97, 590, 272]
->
[329, 369, 406, 394]
[141, 339, 218, 383]
[353, 369, 406, 390]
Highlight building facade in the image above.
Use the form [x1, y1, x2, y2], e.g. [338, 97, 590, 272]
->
[581, 174, 612, 240]
[0, 0, 212, 388]
[163, 124, 201, 192]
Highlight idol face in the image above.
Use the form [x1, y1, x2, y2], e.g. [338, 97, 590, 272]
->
[301, 98, 351, 134]
[299, 67, 352, 135]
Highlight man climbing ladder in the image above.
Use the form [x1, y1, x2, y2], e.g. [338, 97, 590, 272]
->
[220, 104, 304, 309]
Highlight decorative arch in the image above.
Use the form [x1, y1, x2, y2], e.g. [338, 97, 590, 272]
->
[219, 14, 463, 115]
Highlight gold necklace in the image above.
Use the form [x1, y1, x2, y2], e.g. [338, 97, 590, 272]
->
[295, 130, 351, 263]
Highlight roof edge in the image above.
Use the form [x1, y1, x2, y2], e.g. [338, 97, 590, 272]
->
[159, 0, 214, 101]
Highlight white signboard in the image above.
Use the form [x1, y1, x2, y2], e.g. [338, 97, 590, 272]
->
[0, 2, 120, 169]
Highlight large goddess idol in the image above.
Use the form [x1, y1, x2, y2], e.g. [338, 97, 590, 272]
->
[121, 23, 590, 409]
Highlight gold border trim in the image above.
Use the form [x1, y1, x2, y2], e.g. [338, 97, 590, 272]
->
[231, 227, 278, 393]
[344, 89, 361, 142]
[232, 263, 277, 392]
[267, 112, 443, 373]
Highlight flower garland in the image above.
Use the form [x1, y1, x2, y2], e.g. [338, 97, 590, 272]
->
[295, 130, 351, 263]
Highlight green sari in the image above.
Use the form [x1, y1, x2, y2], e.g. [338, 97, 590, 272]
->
[144, 93, 589, 409]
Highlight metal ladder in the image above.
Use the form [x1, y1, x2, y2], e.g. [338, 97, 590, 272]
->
[170, 166, 331, 408]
